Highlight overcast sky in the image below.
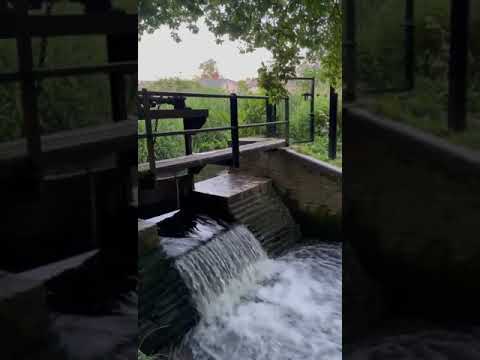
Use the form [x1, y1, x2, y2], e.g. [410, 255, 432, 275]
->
[138, 20, 272, 81]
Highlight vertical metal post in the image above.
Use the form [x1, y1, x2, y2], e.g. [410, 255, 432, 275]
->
[106, 12, 131, 123]
[448, 0, 470, 131]
[142, 89, 156, 175]
[272, 103, 278, 136]
[328, 86, 338, 160]
[310, 79, 315, 142]
[344, 0, 356, 102]
[230, 93, 240, 168]
[284, 96, 290, 146]
[405, 0, 415, 90]
[15, 0, 42, 186]
[266, 100, 274, 137]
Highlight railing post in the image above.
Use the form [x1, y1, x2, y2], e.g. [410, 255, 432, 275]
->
[310, 78, 315, 142]
[15, 0, 42, 188]
[344, 0, 356, 102]
[142, 88, 156, 175]
[266, 99, 274, 137]
[448, 0, 470, 131]
[284, 96, 290, 146]
[272, 103, 278, 136]
[405, 0, 415, 90]
[328, 86, 338, 160]
[230, 93, 240, 168]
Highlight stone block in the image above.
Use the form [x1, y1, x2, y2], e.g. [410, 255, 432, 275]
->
[0, 273, 49, 359]
[139, 219, 158, 256]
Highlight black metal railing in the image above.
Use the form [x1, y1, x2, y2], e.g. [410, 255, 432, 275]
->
[344, 0, 471, 131]
[0, 1, 137, 185]
[137, 90, 290, 174]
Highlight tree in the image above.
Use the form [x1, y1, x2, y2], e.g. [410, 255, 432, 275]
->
[138, 0, 341, 101]
[198, 59, 220, 80]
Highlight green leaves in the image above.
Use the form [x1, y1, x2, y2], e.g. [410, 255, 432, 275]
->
[139, 0, 341, 99]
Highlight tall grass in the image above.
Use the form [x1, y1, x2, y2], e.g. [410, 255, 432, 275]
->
[138, 79, 338, 164]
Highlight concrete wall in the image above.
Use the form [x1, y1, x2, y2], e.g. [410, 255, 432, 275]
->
[344, 106, 480, 314]
[239, 148, 342, 239]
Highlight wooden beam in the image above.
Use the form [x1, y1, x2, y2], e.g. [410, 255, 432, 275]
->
[0, 121, 136, 165]
[138, 109, 209, 120]
[0, 13, 137, 38]
[138, 138, 286, 174]
[0, 62, 138, 83]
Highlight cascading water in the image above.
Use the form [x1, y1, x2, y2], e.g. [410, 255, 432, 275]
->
[175, 225, 268, 314]
[168, 219, 342, 360]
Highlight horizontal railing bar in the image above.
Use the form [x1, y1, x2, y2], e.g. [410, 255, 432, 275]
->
[238, 121, 288, 128]
[0, 13, 137, 38]
[0, 72, 19, 83]
[288, 77, 315, 81]
[138, 126, 233, 138]
[141, 90, 270, 100]
[138, 109, 208, 120]
[143, 91, 230, 99]
[34, 62, 138, 78]
[0, 62, 137, 83]
[137, 121, 289, 139]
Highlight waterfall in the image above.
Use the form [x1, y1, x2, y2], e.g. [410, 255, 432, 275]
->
[174, 225, 267, 315]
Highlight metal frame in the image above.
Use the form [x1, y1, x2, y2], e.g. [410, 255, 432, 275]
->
[288, 77, 316, 142]
[138, 90, 290, 173]
[0, 1, 137, 185]
[344, 0, 471, 132]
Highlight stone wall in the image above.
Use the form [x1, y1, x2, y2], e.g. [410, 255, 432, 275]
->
[239, 148, 342, 238]
[343, 106, 480, 315]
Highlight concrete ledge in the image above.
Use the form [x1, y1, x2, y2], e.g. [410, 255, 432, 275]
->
[345, 105, 480, 175]
[239, 148, 342, 238]
[0, 274, 49, 359]
[280, 148, 342, 179]
[343, 105, 480, 311]
[138, 220, 159, 256]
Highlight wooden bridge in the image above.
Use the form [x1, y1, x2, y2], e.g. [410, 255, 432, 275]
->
[137, 90, 290, 180]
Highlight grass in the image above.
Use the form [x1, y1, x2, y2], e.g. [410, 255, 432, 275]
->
[359, 79, 480, 152]
[292, 137, 342, 168]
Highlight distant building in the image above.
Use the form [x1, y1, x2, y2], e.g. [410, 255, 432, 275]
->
[198, 78, 238, 93]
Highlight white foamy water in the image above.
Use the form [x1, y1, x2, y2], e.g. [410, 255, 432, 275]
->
[180, 242, 342, 360]
[175, 225, 268, 314]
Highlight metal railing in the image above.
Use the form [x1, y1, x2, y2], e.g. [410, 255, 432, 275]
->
[0, 1, 137, 185]
[344, 0, 471, 131]
[137, 90, 290, 174]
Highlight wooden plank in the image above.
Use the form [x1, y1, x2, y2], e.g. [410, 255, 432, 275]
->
[0, 121, 136, 164]
[0, 13, 137, 38]
[0, 62, 137, 83]
[139, 109, 208, 120]
[138, 138, 286, 174]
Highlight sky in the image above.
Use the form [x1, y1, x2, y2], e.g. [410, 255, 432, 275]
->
[138, 20, 272, 81]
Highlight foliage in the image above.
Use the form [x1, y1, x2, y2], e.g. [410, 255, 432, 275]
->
[138, 0, 341, 99]
[198, 58, 220, 80]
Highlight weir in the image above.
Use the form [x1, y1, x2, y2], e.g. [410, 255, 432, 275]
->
[138, 173, 299, 353]
[139, 163, 341, 356]
[137, 89, 342, 358]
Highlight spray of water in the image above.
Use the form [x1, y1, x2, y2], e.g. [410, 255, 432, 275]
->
[172, 225, 341, 360]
